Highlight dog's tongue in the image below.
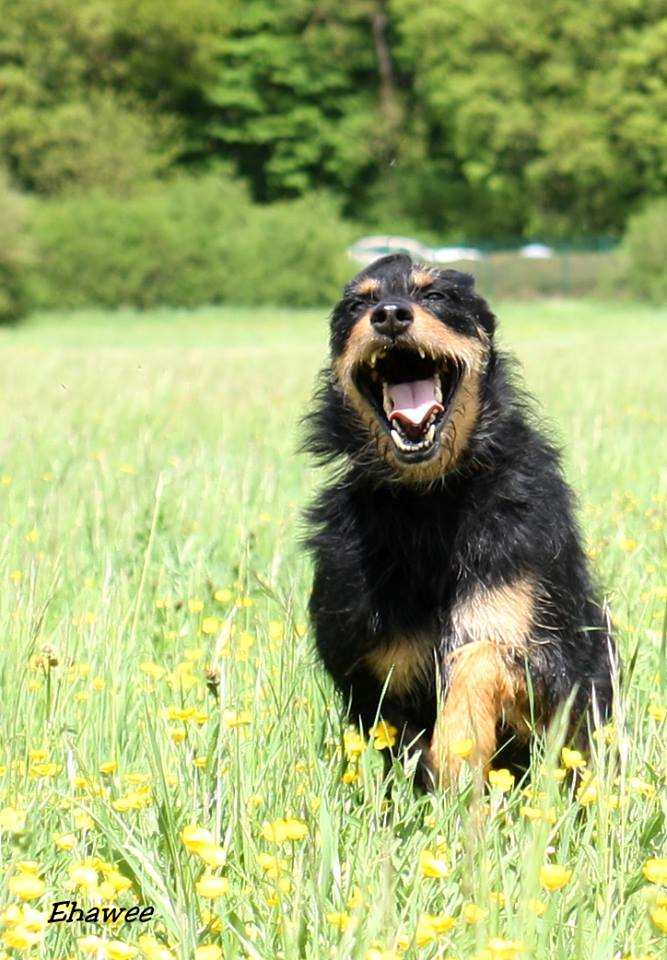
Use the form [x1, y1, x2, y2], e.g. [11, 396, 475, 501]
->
[388, 379, 444, 427]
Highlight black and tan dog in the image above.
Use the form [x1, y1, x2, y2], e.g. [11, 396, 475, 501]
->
[304, 253, 614, 788]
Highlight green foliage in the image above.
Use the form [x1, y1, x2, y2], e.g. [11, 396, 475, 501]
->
[2, 0, 667, 265]
[622, 199, 667, 303]
[0, 168, 31, 323]
[199, 1, 381, 203]
[387, 0, 667, 238]
[0, 0, 225, 194]
[29, 175, 354, 309]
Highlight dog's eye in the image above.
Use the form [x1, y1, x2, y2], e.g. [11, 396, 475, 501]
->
[346, 297, 367, 313]
[423, 290, 445, 302]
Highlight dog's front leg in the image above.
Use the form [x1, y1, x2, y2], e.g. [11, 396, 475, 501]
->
[430, 641, 527, 787]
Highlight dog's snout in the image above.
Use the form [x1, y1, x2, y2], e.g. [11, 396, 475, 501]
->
[370, 302, 413, 339]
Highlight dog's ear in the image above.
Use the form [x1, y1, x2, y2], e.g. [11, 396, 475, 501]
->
[439, 269, 475, 291]
[439, 269, 497, 337]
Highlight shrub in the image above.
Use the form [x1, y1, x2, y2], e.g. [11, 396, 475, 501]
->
[0, 169, 32, 323]
[2, 93, 173, 196]
[622, 200, 667, 303]
[29, 175, 354, 309]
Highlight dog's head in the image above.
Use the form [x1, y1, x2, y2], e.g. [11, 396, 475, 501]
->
[317, 253, 497, 484]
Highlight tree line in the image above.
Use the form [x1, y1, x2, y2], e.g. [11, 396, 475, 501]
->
[1, 0, 666, 242]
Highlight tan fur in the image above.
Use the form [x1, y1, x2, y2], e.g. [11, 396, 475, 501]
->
[430, 641, 530, 786]
[354, 277, 381, 296]
[451, 579, 535, 652]
[365, 636, 434, 699]
[332, 306, 488, 482]
[411, 269, 436, 289]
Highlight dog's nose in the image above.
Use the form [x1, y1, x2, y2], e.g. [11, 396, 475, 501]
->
[370, 302, 413, 339]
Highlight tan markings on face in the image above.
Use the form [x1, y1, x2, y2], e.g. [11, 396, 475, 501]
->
[429, 641, 532, 787]
[411, 269, 436, 289]
[332, 305, 488, 482]
[451, 578, 535, 653]
[354, 277, 381, 297]
[364, 635, 435, 699]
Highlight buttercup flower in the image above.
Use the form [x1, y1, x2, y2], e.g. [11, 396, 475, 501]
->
[561, 748, 586, 770]
[369, 721, 398, 750]
[261, 818, 308, 843]
[540, 863, 572, 892]
[489, 769, 515, 792]
[419, 849, 449, 878]
[643, 858, 667, 885]
[196, 875, 229, 898]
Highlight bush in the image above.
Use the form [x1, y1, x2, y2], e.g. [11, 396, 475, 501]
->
[28, 175, 354, 309]
[0, 169, 32, 323]
[622, 200, 667, 303]
[2, 93, 174, 197]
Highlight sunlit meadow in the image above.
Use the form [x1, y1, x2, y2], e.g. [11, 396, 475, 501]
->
[0, 301, 665, 960]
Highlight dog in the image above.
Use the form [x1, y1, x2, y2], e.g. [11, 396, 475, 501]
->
[303, 253, 614, 788]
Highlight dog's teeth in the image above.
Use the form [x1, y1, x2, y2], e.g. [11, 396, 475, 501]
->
[369, 353, 377, 368]
[426, 424, 435, 443]
[434, 377, 442, 403]
[418, 347, 425, 359]
[391, 428, 406, 451]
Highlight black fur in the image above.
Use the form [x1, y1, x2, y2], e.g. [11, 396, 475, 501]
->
[304, 254, 614, 784]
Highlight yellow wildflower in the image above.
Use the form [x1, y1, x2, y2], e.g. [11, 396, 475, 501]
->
[138, 935, 174, 959]
[462, 902, 488, 924]
[257, 853, 285, 878]
[201, 616, 220, 635]
[346, 886, 363, 909]
[326, 912, 350, 931]
[648, 705, 667, 721]
[369, 721, 398, 750]
[343, 728, 365, 760]
[8, 872, 46, 901]
[485, 938, 525, 958]
[107, 942, 139, 959]
[419, 849, 449, 878]
[488, 768, 515, 792]
[69, 864, 98, 890]
[194, 947, 222, 960]
[527, 898, 547, 916]
[196, 875, 229, 898]
[261, 818, 308, 843]
[540, 863, 572, 892]
[561, 748, 586, 770]
[650, 905, 667, 933]
[643, 858, 667, 885]
[415, 913, 455, 945]
[3, 925, 43, 949]
[54, 832, 77, 850]
[0, 807, 26, 833]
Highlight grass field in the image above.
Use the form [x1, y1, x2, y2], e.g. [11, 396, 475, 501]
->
[0, 300, 665, 960]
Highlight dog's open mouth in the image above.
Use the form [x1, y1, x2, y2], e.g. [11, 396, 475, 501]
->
[354, 346, 461, 461]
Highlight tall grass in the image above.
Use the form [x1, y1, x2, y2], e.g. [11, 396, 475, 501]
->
[0, 301, 665, 960]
